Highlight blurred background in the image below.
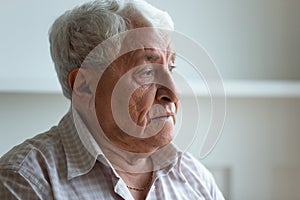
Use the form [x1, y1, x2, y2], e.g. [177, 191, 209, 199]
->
[0, 0, 299, 199]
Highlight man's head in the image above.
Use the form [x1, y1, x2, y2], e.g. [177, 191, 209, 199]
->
[49, 0, 174, 99]
[49, 0, 179, 154]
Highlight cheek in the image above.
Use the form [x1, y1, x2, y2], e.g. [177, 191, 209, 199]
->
[128, 85, 156, 119]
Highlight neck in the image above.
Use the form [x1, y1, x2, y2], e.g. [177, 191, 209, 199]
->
[88, 123, 154, 173]
[98, 134, 154, 173]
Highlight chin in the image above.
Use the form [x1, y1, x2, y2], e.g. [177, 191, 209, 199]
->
[148, 125, 174, 148]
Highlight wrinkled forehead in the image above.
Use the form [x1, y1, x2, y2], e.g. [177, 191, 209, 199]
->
[120, 27, 175, 55]
[81, 27, 175, 75]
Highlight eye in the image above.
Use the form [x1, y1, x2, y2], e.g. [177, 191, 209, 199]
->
[133, 66, 155, 85]
[143, 68, 154, 77]
[168, 65, 176, 73]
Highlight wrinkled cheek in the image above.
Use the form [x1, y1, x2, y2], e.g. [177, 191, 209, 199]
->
[128, 97, 139, 124]
[128, 86, 154, 125]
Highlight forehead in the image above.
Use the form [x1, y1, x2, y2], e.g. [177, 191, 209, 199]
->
[82, 28, 175, 74]
[112, 47, 175, 72]
[132, 47, 175, 58]
[119, 28, 175, 55]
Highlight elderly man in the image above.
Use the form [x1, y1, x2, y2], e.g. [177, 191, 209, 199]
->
[0, 0, 224, 199]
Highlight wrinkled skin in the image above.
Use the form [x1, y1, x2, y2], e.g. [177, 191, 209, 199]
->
[95, 48, 180, 153]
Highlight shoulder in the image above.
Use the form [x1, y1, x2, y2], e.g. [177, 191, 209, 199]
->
[180, 152, 213, 182]
[179, 152, 225, 199]
[0, 126, 62, 172]
[0, 127, 64, 199]
[180, 152, 210, 175]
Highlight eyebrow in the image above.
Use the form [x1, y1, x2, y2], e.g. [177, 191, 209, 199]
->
[143, 48, 176, 61]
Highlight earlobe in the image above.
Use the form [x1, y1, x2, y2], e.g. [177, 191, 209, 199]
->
[67, 68, 79, 91]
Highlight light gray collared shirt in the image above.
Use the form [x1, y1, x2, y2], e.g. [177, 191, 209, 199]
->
[0, 110, 224, 199]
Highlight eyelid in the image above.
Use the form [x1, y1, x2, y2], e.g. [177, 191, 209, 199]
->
[133, 65, 155, 84]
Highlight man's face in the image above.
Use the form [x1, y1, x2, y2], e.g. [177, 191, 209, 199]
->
[95, 47, 180, 153]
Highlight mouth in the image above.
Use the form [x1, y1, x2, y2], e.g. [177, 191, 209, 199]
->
[149, 114, 175, 123]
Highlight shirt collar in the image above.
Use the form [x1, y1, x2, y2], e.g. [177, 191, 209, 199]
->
[153, 147, 186, 182]
[58, 109, 98, 180]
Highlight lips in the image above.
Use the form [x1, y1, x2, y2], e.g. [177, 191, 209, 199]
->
[151, 116, 169, 120]
[149, 114, 175, 124]
[148, 104, 177, 124]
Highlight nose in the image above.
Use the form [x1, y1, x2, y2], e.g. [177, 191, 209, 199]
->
[155, 69, 180, 105]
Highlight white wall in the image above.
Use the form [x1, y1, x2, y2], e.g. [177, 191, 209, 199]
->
[0, 0, 299, 90]
[0, 93, 69, 154]
[148, 0, 300, 80]
[0, 0, 299, 200]
[187, 97, 300, 199]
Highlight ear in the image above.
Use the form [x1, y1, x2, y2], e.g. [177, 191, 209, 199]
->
[67, 68, 95, 109]
[67, 68, 79, 91]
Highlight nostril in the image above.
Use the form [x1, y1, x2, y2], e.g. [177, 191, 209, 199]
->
[156, 84, 179, 103]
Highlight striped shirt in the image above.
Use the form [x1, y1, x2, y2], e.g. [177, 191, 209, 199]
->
[0, 110, 224, 199]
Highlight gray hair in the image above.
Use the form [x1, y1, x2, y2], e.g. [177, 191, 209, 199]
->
[49, 0, 174, 99]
